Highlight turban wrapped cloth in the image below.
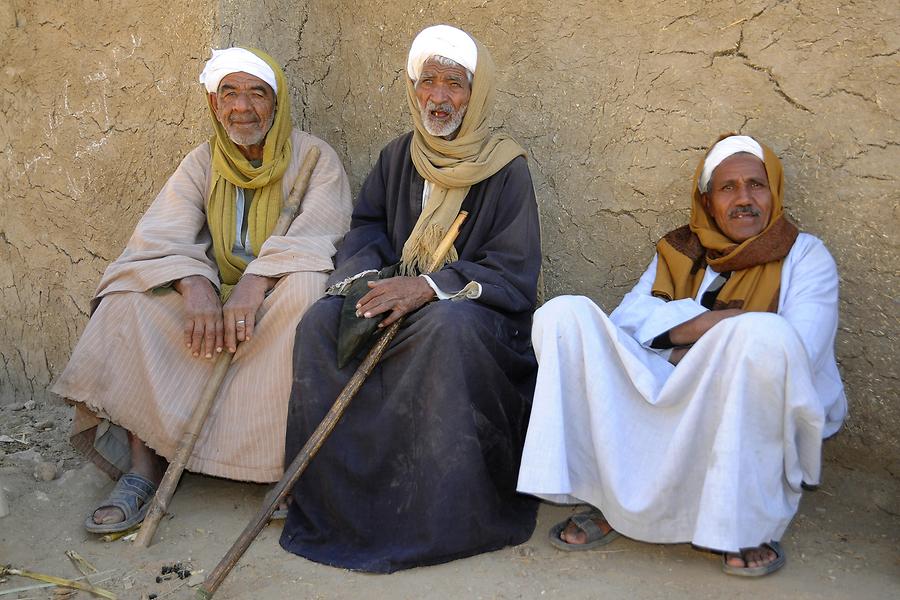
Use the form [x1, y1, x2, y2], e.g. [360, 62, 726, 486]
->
[199, 47, 278, 94]
[698, 135, 764, 193]
[406, 24, 478, 82]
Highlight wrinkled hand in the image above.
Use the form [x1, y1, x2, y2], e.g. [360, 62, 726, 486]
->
[355, 276, 436, 328]
[174, 275, 223, 359]
[222, 274, 276, 353]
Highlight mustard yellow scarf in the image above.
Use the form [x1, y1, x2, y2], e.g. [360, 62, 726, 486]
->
[652, 134, 799, 312]
[401, 38, 526, 275]
[205, 48, 293, 298]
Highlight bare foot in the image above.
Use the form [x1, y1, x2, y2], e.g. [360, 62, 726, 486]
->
[725, 544, 778, 569]
[92, 433, 166, 525]
[560, 515, 614, 545]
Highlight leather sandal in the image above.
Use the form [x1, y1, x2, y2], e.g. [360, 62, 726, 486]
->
[722, 541, 786, 577]
[84, 472, 157, 534]
[549, 509, 621, 551]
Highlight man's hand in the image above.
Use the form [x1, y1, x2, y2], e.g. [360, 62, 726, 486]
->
[663, 308, 745, 366]
[223, 274, 276, 353]
[668, 347, 690, 366]
[173, 275, 223, 359]
[356, 276, 437, 328]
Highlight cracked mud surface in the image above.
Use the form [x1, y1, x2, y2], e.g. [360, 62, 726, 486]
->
[1, 1, 898, 596]
[9, 1, 892, 459]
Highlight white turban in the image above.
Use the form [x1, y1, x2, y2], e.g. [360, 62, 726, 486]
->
[406, 25, 478, 82]
[199, 47, 278, 94]
[699, 135, 765, 192]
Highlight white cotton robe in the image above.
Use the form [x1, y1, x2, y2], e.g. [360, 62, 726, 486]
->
[516, 233, 846, 552]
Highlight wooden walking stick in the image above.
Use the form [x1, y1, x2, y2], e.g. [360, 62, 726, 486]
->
[134, 145, 322, 548]
[196, 210, 469, 599]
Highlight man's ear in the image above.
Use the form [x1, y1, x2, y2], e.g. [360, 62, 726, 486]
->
[700, 192, 711, 214]
[209, 92, 219, 114]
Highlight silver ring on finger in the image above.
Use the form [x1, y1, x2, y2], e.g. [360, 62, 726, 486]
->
[236, 320, 246, 326]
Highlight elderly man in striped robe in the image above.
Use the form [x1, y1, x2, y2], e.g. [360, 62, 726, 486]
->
[53, 48, 352, 533]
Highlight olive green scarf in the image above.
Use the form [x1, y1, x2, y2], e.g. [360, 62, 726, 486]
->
[401, 37, 525, 275]
[205, 48, 292, 299]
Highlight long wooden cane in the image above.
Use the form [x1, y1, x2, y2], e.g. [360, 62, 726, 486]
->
[134, 146, 322, 548]
[196, 210, 469, 599]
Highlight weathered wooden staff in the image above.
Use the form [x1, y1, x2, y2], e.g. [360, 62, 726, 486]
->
[195, 210, 469, 599]
[135, 145, 322, 548]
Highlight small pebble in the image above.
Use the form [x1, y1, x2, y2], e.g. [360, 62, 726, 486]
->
[34, 461, 58, 482]
[34, 419, 55, 430]
[8, 403, 25, 411]
[34, 490, 50, 502]
[23, 400, 36, 410]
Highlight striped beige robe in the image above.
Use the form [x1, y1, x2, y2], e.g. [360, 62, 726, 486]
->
[52, 129, 352, 483]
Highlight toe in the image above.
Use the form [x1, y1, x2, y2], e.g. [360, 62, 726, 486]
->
[561, 522, 586, 545]
[735, 545, 777, 569]
[93, 507, 125, 525]
[725, 552, 747, 568]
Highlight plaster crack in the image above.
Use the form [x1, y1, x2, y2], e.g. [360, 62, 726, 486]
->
[661, 10, 699, 30]
[865, 48, 898, 59]
[742, 59, 813, 113]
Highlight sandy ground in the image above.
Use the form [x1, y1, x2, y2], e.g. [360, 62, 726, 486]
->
[1, 401, 898, 600]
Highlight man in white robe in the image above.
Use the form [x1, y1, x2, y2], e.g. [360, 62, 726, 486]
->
[517, 134, 846, 576]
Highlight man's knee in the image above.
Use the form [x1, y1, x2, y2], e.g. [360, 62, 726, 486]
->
[411, 300, 494, 345]
[297, 295, 343, 337]
[721, 312, 802, 356]
[533, 295, 600, 335]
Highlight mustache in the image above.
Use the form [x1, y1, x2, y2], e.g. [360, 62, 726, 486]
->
[729, 206, 761, 218]
[425, 100, 456, 115]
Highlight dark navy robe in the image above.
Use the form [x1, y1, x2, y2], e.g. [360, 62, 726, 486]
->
[281, 132, 540, 572]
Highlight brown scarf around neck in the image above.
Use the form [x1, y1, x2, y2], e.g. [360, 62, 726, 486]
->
[652, 133, 799, 312]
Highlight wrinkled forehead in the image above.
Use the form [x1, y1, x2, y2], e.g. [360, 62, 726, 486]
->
[419, 57, 470, 80]
[217, 71, 275, 95]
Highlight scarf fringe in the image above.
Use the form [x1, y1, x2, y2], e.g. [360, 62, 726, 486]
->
[400, 223, 459, 275]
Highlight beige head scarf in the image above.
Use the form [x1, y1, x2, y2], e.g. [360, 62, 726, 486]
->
[401, 25, 526, 275]
[200, 47, 293, 298]
[652, 133, 799, 312]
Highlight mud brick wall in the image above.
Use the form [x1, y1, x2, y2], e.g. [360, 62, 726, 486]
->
[1, 1, 215, 401]
[2, 0, 897, 467]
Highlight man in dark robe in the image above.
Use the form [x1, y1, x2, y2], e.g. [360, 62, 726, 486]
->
[280, 24, 541, 572]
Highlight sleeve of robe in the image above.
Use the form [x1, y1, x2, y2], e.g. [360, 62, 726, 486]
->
[775, 234, 841, 378]
[612, 234, 842, 365]
[610, 254, 708, 346]
[427, 156, 542, 315]
[326, 144, 401, 286]
[243, 131, 353, 279]
[92, 129, 352, 311]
